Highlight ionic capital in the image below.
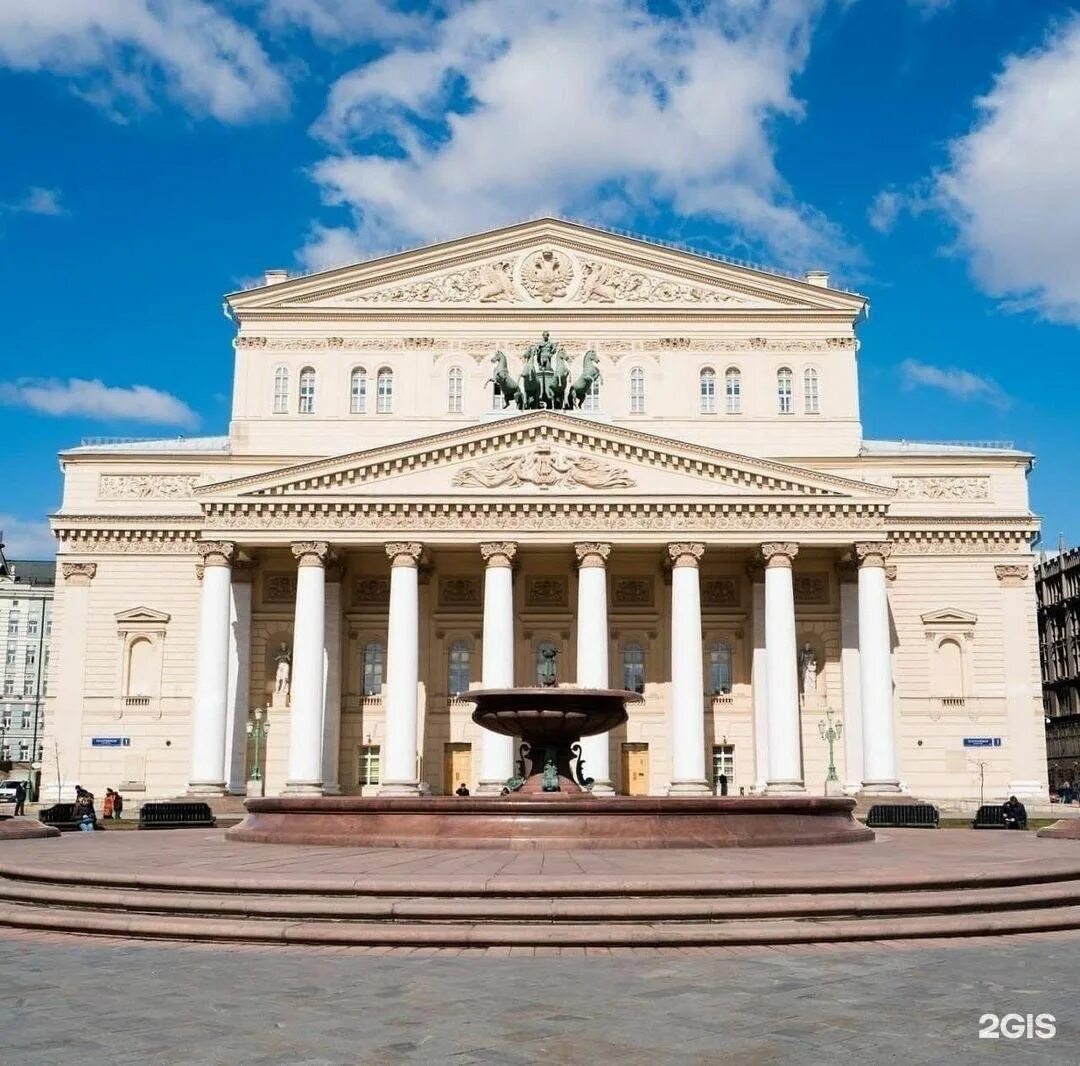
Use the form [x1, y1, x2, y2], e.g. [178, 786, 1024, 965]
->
[197, 541, 235, 568]
[61, 561, 97, 585]
[854, 541, 892, 569]
[385, 542, 423, 568]
[291, 541, 330, 568]
[760, 542, 798, 568]
[668, 542, 705, 568]
[574, 542, 612, 568]
[480, 542, 518, 568]
[994, 564, 1029, 587]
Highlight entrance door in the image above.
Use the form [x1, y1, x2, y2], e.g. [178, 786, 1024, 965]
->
[620, 743, 649, 796]
[444, 743, 472, 795]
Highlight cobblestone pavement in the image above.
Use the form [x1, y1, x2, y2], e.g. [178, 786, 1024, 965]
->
[2, 929, 1077, 1065]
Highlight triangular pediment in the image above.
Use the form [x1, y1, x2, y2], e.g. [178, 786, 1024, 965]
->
[920, 608, 978, 626]
[227, 218, 865, 316]
[196, 412, 894, 504]
[114, 606, 171, 625]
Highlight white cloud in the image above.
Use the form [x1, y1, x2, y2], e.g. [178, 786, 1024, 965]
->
[300, 0, 849, 271]
[0, 516, 56, 559]
[935, 15, 1080, 324]
[0, 0, 287, 122]
[0, 378, 199, 428]
[899, 359, 1011, 409]
[259, 0, 426, 44]
[3, 186, 65, 216]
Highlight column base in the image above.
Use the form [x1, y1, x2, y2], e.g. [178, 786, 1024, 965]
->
[476, 779, 511, 796]
[283, 780, 324, 796]
[187, 781, 227, 796]
[667, 779, 712, 796]
[589, 780, 616, 797]
[378, 781, 422, 797]
[859, 780, 902, 795]
[321, 783, 342, 796]
[766, 780, 807, 795]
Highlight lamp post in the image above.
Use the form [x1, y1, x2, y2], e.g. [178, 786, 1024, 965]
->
[817, 708, 843, 794]
[246, 707, 269, 796]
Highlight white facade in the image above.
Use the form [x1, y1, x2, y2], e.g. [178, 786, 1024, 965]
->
[44, 219, 1048, 804]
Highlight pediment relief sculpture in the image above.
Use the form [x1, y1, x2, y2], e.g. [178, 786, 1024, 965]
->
[452, 446, 635, 491]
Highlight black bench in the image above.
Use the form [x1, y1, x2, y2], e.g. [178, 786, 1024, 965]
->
[865, 803, 940, 829]
[973, 804, 1027, 830]
[38, 803, 87, 832]
[138, 801, 217, 830]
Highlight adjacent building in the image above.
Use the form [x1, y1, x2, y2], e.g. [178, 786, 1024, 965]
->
[0, 543, 54, 796]
[1036, 546, 1080, 791]
[44, 218, 1048, 804]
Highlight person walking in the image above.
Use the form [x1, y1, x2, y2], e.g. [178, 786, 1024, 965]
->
[113, 790, 124, 820]
[13, 781, 26, 817]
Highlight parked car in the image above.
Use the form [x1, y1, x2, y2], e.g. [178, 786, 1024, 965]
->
[0, 781, 28, 804]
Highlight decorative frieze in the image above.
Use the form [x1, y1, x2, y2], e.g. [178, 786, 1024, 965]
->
[263, 572, 297, 603]
[894, 476, 990, 501]
[701, 577, 739, 607]
[99, 474, 200, 500]
[236, 335, 445, 350]
[888, 531, 1031, 555]
[452, 448, 635, 490]
[352, 577, 390, 605]
[642, 336, 854, 352]
[438, 577, 482, 608]
[577, 261, 751, 305]
[793, 572, 829, 604]
[612, 577, 654, 607]
[525, 576, 568, 608]
[342, 261, 518, 305]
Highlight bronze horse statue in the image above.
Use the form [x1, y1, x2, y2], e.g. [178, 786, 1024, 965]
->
[486, 350, 522, 409]
[567, 350, 601, 409]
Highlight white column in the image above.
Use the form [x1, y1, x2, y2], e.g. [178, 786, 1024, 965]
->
[668, 543, 710, 795]
[856, 542, 900, 792]
[285, 541, 328, 794]
[575, 542, 614, 794]
[839, 566, 864, 794]
[762, 542, 804, 792]
[189, 541, 235, 794]
[223, 561, 253, 794]
[477, 542, 517, 793]
[380, 542, 422, 795]
[320, 560, 343, 795]
[749, 568, 770, 791]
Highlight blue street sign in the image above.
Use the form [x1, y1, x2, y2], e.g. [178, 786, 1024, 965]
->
[963, 737, 1003, 748]
[90, 737, 130, 747]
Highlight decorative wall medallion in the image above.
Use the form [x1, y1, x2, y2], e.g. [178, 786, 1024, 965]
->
[353, 577, 391, 605]
[263, 573, 297, 603]
[438, 576, 481, 608]
[613, 577, 653, 608]
[99, 474, 200, 500]
[894, 477, 991, 501]
[702, 578, 740, 607]
[793, 573, 829, 605]
[526, 576, 568, 608]
[452, 447, 635, 490]
[520, 247, 573, 303]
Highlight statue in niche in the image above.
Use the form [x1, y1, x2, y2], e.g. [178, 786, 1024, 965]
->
[274, 643, 292, 696]
[537, 644, 558, 687]
[799, 642, 819, 696]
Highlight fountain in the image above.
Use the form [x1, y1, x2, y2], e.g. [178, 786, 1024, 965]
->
[229, 684, 872, 848]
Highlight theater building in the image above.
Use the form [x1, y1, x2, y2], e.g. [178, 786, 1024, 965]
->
[45, 219, 1047, 804]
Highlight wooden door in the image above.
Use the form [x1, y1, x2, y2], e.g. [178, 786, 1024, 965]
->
[444, 743, 472, 795]
[620, 743, 649, 796]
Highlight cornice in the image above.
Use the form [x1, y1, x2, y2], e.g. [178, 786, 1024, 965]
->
[234, 309, 859, 325]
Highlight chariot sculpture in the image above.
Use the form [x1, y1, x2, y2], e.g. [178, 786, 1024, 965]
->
[487, 331, 602, 411]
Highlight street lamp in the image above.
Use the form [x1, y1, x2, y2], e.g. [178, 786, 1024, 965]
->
[817, 708, 843, 794]
[246, 707, 270, 795]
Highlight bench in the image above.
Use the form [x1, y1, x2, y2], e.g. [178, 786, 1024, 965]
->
[138, 801, 217, 830]
[38, 803, 86, 832]
[973, 804, 1027, 830]
[865, 803, 940, 829]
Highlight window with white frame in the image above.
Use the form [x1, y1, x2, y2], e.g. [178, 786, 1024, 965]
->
[629, 366, 645, 414]
[711, 744, 735, 789]
[376, 368, 393, 413]
[584, 375, 601, 412]
[725, 367, 742, 414]
[27, 614, 38, 636]
[708, 640, 733, 694]
[5, 645, 14, 667]
[272, 366, 289, 414]
[350, 367, 367, 414]
[448, 366, 464, 413]
[362, 641, 385, 696]
[17, 741, 28, 761]
[298, 366, 316, 414]
[24, 647, 36, 667]
[448, 640, 471, 695]
[777, 367, 794, 414]
[803, 367, 820, 414]
[2, 679, 12, 697]
[20, 709, 31, 729]
[622, 641, 646, 694]
[358, 745, 381, 786]
[700, 368, 717, 413]
[7, 616, 17, 636]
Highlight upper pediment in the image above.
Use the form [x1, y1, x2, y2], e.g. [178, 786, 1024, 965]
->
[114, 606, 171, 625]
[196, 411, 893, 504]
[227, 218, 865, 317]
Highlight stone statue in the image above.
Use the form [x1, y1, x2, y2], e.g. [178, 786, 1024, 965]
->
[799, 642, 818, 696]
[538, 645, 558, 687]
[274, 643, 291, 695]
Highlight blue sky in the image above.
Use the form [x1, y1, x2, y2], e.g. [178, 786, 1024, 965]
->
[1, 0, 1078, 557]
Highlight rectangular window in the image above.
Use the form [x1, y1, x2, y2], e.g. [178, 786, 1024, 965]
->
[725, 370, 742, 414]
[17, 741, 28, 761]
[20, 710, 31, 729]
[27, 616, 38, 636]
[711, 745, 735, 790]
[629, 369, 645, 414]
[24, 648, 36, 666]
[2, 679, 12, 697]
[358, 745, 381, 786]
[377, 370, 393, 414]
[5, 646, 14, 667]
[7, 617, 17, 636]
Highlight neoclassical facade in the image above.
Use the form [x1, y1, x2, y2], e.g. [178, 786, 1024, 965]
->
[45, 219, 1047, 803]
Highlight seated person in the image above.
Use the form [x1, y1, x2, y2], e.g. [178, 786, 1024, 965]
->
[1001, 795, 1027, 830]
[455, 782, 470, 797]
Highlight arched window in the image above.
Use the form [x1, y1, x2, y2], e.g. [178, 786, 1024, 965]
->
[622, 642, 645, 694]
[708, 641, 733, 695]
[362, 641, 385, 696]
[535, 641, 558, 685]
[447, 366, 464, 413]
[777, 367, 793, 414]
[298, 366, 316, 414]
[584, 375, 601, 412]
[126, 638, 155, 698]
[725, 367, 742, 414]
[803, 367, 820, 414]
[272, 366, 289, 414]
[937, 638, 963, 697]
[700, 368, 717, 413]
[350, 367, 367, 414]
[376, 368, 393, 413]
[629, 367, 645, 414]
[448, 640, 470, 695]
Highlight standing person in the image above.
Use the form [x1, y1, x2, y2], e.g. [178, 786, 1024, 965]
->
[13, 781, 26, 817]
[102, 789, 115, 820]
[113, 790, 124, 820]
[1062, 780, 1073, 805]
